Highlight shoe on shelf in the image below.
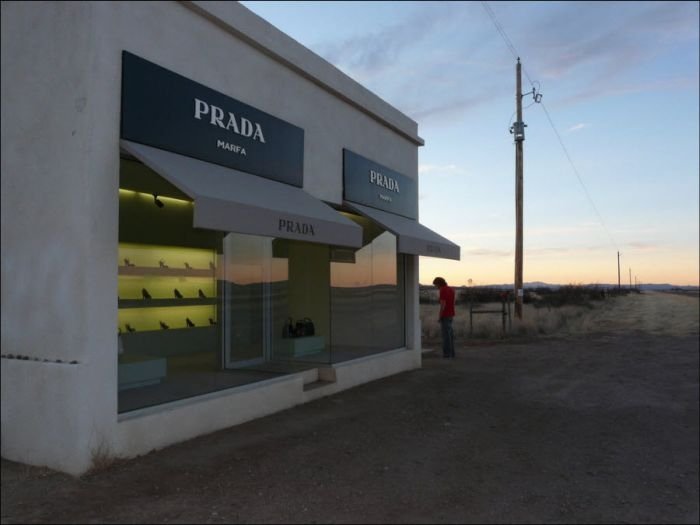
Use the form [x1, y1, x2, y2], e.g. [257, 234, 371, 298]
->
[198, 289, 207, 299]
[184, 262, 192, 270]
[186, 318, 195, 327]
[159, 260, 168, 268]
[209, 262, 216, 270]
[125, 323, 136, 332]
[141, 288, 152, 300]
[124, 258, 135, 267]
[174, 288, 184, 299]
[159, 321, 170, 330]
[209, 318, 217, 325]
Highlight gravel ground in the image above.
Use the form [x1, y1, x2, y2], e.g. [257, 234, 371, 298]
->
[2, 292, 698, 524]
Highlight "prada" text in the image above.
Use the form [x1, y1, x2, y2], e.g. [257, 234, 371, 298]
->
[194, 98, 266, 143]
[279, 219, 315, 236]
[369, 170, 400, 193]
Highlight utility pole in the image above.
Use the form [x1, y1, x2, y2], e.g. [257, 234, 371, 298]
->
[509, 58, 540, 319]
[617, 251, 621, 290]
[513, 58, 525, 320]
[629, 268, 632, 289]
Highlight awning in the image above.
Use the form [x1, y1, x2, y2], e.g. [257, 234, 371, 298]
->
[345, 202, 461, 260]
[120, 140, 362, 248]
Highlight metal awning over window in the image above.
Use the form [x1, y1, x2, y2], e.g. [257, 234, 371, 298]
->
[121, 140, 362, 248]
[345, 202, 460, 260]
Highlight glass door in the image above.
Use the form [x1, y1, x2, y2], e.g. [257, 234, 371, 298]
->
[222, 233, 269, 368]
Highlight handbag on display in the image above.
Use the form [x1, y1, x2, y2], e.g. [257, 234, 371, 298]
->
[303, 317, 315, 336]
[295, 320, 306, 337]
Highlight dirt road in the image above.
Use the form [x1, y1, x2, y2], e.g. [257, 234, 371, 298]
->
[2, 292, 698, 524]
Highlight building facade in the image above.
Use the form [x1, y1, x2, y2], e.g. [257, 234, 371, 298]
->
[1, 1, 459, 475]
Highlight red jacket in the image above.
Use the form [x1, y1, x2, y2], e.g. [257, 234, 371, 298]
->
[439, 285, 455, 318]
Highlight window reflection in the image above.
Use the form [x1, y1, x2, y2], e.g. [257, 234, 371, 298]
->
[331, 213, 405, 360]
[118, 161, 406, 414]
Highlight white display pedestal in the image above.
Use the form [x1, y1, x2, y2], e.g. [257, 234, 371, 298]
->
[281, 336, 325, 357]
[118, 355, 167, 391]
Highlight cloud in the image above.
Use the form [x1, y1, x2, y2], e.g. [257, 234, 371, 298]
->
[625, 242, 661, 252]
[308, 1, 698, 123]
[567, 123, 589, 133]
[466, 248, 512, 257]
[315, 5, 453, 77]
[527, 224, 599, 236]
[516, 2, 699, 105]
[557, 75, 698, 107]
[311, 4, 506, 124]
[408, 90, 504, 124]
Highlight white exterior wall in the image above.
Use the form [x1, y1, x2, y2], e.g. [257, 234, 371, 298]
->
[1, 0, 423, 476]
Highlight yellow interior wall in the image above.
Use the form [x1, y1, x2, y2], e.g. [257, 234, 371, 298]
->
[287, 242, 330, 338]
[117, 243, 217, 332]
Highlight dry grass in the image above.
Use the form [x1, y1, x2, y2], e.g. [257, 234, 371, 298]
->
[85, 441, 121, 476]
[421, 291, 700, 342]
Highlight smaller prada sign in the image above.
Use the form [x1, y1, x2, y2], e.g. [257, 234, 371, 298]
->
[121, 51, 304, 187]
[278, 218, 315, 237]
[343, 149, 417, 219]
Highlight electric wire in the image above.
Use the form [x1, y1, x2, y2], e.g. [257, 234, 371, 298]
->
[480, 1, 620, 252]
[538, 101, 620, 251]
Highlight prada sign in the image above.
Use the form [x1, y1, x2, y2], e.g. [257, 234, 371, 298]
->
[343, 149, 417, 219]
[120, 51, 304, 187]
[279, 218, 315, 236]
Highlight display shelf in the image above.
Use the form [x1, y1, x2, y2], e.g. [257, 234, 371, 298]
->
[278, 336, 326, 357]
[118, 298, 218, 309]
[118, 265, 214, 278]
[118, 245, 218, 345]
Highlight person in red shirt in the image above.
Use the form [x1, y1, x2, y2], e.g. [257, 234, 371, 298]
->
[433, 277, 455, 358]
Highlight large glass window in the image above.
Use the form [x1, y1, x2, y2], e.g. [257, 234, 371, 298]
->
[117, 159, 405, 413]
[117, 159, 279, 413]
[330, 213, 405, 361]
[221, 234, 332, 369]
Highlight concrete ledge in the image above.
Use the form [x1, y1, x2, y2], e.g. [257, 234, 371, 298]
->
[303, 347, 420, 403]
[115, 373, 304, 458]
[3, 349, 421, 473]
[116, 348, 421, 457]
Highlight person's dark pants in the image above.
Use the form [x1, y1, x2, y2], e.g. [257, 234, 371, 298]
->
[440, 317, 455, 358]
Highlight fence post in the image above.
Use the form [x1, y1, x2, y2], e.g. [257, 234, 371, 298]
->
[507, 295, 512, 331]
[501, 299, 506, 337]
[469, 303, 473, 336]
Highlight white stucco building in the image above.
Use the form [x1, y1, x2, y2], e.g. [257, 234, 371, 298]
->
[1, 1, 459, 475]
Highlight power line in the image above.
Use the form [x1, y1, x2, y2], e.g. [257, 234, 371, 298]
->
[538, 101, 619, 250]
[481, 2, 519, 61]
[480, 1, 619, 251]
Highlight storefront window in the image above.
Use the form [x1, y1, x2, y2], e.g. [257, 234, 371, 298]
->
[221, 234, 332, 368]
[118, 160, 405, 413]
[117, 159, 280, 413]
[330, 213, 405, 361]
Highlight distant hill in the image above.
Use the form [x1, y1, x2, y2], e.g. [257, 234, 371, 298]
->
[419, 282, 699, 292]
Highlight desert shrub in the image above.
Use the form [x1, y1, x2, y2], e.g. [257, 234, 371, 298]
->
[458, 287, 510, 305]
[529, 284, 608, 308]
[419, 298, 617, 343]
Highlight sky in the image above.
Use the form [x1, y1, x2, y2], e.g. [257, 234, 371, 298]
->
[241, 1, 700, 287]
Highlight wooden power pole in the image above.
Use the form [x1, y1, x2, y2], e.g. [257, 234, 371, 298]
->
[617, 251, 621, 290]
[513, 58, 525, 319]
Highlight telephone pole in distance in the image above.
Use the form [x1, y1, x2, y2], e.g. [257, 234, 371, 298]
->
[513, 58, 525, 320]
